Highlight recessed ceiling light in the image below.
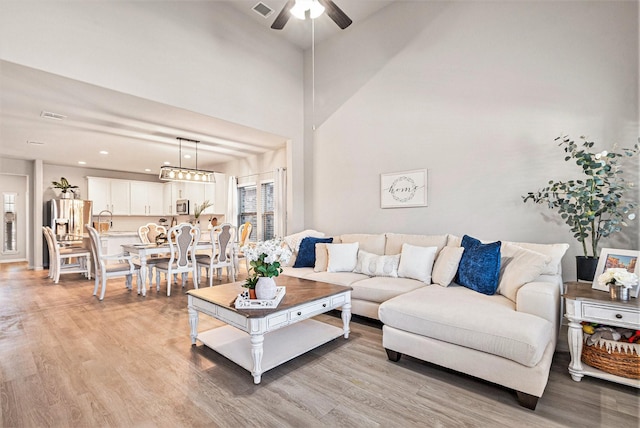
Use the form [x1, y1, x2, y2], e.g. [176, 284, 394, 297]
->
[78, 161, 86, 165]
[144, 168, 151, 172]
[184, 154, 192, 159]
[27, 140, 45, 145]
[99, 150, 109, 155]
[163, 161, 171, 165]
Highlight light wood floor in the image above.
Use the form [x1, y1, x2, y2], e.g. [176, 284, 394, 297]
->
[1, 263, 638, 427]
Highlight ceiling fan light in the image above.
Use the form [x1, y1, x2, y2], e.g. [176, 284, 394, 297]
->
[290, 3, 307, 20]
[309, 1, 325, 19]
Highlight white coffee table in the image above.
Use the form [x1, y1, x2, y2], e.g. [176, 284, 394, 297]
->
[187, 275, 352, 384]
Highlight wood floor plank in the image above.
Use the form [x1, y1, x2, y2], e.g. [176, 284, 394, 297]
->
[1, 263, 638, 427]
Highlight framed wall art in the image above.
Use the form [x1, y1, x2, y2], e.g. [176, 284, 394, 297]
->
[380, 169, 427, 209]
[591, 248, 640, 297]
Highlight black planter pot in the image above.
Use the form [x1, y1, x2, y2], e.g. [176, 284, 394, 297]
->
[576, 256, 599, 281]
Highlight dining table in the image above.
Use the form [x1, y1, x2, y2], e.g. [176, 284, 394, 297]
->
[121, 240, 221, 297]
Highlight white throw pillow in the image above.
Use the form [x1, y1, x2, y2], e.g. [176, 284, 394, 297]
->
[498, 243, 552, 302]
[326, 243, 359, 273]
[432, 246, 465, 287]
[354, 250, 400, 277]
[397, 244, 438, 284]
[314, 243, 330, 272]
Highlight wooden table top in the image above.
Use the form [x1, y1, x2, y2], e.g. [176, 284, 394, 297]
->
[563, 281, 640, 308]
[187, 275, 352, 318]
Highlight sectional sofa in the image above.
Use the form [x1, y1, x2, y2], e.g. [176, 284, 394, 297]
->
[280, 231, 569, 410]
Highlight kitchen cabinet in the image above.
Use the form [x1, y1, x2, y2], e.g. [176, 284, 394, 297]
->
[130, 182, 164, 216]
[87, 177, 130, 215]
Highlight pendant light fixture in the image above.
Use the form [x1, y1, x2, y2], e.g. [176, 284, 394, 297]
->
[159, 137, 216, 183]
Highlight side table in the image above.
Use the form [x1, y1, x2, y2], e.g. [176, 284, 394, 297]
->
[564, 281, 640, 388]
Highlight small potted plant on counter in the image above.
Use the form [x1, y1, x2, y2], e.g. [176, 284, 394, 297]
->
[52, 177, 79, 199]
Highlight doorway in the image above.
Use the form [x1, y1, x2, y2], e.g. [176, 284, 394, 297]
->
[0, 174, 28, 263]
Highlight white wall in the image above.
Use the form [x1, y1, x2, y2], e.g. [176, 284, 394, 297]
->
[308, 1, 639, 280]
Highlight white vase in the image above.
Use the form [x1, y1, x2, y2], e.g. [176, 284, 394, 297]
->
[255, 277, 277, 300]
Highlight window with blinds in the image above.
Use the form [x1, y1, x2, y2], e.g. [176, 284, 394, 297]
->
[261, 182, 274, 241]
[238, 181, 275, 242]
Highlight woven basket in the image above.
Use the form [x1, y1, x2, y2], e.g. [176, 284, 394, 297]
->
[581, 336, 640, 379]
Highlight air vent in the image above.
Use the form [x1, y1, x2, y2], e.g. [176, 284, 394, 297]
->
[253, 2, 274, 18]
[40, 111, 66, 120]
[27, 140, 45, 145]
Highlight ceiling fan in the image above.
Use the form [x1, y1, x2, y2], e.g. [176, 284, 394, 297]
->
[271, 0, 353, 30]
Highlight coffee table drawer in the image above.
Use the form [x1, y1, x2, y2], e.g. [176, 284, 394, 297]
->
[290, 298, 331, 320]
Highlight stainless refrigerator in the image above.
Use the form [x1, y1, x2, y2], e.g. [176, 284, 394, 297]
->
[44, 198, 92, 267]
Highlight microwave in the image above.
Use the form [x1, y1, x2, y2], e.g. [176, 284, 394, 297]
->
[176, 199, 189, 215]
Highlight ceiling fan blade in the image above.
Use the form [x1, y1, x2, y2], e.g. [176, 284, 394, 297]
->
[318, 0, 352, 29]
[271, 0, 295, 30]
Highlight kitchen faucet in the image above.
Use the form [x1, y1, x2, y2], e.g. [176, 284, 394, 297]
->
[97, 210, 113, 233]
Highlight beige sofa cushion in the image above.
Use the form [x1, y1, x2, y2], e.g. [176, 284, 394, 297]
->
[432, 246, 464, 287]
[350, 276, 426, 303]
[305, 271, 370, 287]
[385, 233, 449, 256]
[379, 285, 552, 367]
[498, 243, 552, 302]
[504, 241, 569, 275]
[281, 266, 314, 279]
[339, 233, 386, 255]
[314, 243, 330, 272]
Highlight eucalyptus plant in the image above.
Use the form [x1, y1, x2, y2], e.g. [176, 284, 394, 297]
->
[523, 135, 639, 258]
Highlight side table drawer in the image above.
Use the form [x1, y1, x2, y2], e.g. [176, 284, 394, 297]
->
[583, 304, 640, 326]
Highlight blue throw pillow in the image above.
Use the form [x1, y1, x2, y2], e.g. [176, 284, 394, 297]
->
[293, 237, 333, 268]
[456, 235, 501, 295]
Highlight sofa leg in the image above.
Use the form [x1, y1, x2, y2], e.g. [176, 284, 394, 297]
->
[385, 348, 402, 362]
[516, 391, 539, 410]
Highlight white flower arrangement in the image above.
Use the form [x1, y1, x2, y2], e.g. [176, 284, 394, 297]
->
[241, 238, 292, 288]
[597, 268, 639, 289]
[242, 238, 292, 266]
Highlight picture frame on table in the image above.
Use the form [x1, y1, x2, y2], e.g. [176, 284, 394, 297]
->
[380, 169, 427, 209]
[591, 248, 640, 298]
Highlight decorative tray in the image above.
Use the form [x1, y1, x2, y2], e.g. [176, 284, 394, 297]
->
[235, 286, 286, 309]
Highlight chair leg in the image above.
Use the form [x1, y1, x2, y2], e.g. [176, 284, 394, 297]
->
[93, 273, 100, 296]
[99, 276, 107, 300]
[166, 271, 171, 297]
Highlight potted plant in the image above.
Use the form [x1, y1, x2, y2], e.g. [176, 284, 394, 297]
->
[241, 238, 292, 299]
[51, 177, 79, 199]
[523, 135, 639, 280]
[193, 200, 213, 223]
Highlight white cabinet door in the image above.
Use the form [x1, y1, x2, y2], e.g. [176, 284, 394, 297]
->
[130, 182, 164, 216]
[183, 183, 205, 215]
[163, 183, 174, 216]
[129, 181, 148, 215]
[110, 180, 130, 215]
[147, 183, 165, 215]
[87, 177, 111, 213]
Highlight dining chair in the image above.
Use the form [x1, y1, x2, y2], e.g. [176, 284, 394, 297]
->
[197, 223, 236, 287]
[87, 225, 139, 300]
[44, 226, 92, 284]
[155, 223, 200, 296]
[137, 222, 170, 290]
[234, 221, 253, 274]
